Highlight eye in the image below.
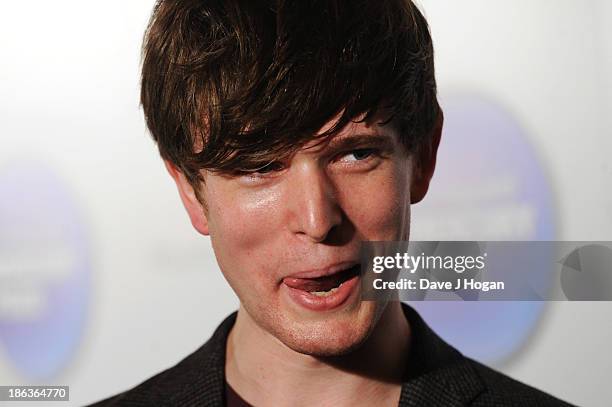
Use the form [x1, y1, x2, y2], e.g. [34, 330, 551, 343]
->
[234, 160, 287, 184]
[341, 148, 377, 162]
[253, 161, 285, 174]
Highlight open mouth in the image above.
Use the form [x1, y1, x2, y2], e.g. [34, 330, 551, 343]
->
[282, 264, 361, 297]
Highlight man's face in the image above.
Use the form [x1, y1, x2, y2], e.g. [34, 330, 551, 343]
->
[174, 113, 418, 356]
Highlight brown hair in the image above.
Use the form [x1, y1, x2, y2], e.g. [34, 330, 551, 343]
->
[141, 0, 439, 192]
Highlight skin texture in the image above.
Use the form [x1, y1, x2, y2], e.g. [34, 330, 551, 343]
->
[165, 110, 442, 406]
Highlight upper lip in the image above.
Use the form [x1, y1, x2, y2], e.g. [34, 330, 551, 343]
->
[283, 261, 359, 280]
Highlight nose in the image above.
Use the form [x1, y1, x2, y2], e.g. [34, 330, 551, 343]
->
[286, 167, 343, 243]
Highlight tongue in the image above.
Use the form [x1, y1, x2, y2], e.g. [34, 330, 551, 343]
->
[283, 267, 358, 292]
[283, 274, 345, 292]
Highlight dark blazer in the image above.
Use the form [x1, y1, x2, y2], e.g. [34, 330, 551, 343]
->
[89, 304, 574, 406]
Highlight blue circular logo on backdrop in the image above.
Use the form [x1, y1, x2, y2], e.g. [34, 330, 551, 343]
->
[410, 92, 556, 364]
[0, 161, 91, 379]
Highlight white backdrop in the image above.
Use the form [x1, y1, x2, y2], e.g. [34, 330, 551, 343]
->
[0, 1, 611, 406]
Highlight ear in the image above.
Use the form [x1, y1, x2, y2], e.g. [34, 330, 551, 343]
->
[410, 109, 443, 204]
[164, 160, 210, 235]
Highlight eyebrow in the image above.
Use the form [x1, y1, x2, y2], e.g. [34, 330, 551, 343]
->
[323, 133, 396, 152]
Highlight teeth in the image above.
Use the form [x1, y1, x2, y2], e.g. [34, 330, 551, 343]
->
[311, 286, 339, 297]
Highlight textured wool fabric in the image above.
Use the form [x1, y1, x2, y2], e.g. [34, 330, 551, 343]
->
[89, 304, 574, 406]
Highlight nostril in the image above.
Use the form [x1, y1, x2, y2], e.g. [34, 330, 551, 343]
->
[302, 209, 342, 243]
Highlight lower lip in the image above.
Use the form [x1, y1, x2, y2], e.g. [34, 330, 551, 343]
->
[282, 274, 360, 312]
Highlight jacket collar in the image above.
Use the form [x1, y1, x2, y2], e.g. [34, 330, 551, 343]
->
[397, 305, 485, 406]
[171, 304, 485, 406]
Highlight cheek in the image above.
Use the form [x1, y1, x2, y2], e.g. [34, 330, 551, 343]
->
[205, 183, 284, 282]
[338, 164, 411, 240]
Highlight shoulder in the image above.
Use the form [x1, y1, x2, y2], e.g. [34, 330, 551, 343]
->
[86, 313, 236, 407]
[86, 365, 177, 407]
[466, 358, 575, 407]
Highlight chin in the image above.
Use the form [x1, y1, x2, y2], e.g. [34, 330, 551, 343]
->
[268, 302, 384, 357]
[283, 333, 369, 358]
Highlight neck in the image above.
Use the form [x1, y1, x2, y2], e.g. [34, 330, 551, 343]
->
[225, 302, 411, 407]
